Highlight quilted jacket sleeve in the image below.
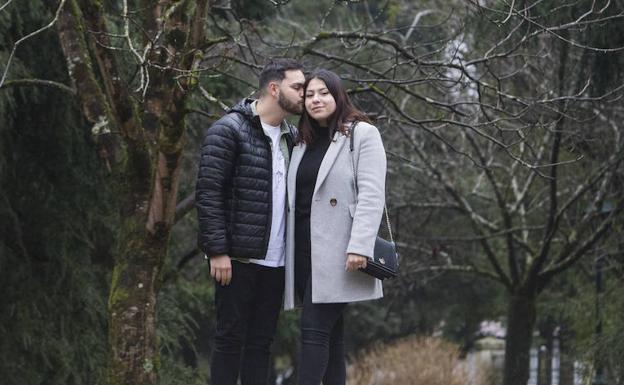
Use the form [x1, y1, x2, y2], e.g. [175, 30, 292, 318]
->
[196, 117, 238, 256]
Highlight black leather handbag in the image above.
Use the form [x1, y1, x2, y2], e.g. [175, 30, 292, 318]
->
[365, 236, 399, 279]
[349, 122, 399, 280]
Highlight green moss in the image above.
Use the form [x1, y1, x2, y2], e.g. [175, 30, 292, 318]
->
[368, 83, 386, 95]
[316, 31, 331, 39]
[142, 358, 154, 373]
[108, 261, 129, 308]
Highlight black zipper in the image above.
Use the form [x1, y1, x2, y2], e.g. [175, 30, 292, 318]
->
[253, 116, 273, 259]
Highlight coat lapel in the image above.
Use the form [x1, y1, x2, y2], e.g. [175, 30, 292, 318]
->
[313, 132, 347, 197]
[288, 143, 306, 208]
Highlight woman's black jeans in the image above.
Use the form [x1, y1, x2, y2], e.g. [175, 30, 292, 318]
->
[296, 275, 347, 385]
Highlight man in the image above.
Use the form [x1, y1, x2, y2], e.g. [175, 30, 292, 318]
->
[196, 58, 305, 385]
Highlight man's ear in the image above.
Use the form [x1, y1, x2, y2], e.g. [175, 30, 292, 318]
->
[268, 81, 279, 97]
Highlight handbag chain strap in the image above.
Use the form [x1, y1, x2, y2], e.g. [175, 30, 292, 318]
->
[348, 122, 395, 244]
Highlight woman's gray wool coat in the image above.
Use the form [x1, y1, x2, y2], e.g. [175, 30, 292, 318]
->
[284, 121, 386, 310]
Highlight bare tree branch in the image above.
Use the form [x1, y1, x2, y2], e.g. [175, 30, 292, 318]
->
[0, 78, 76, 95]
[174, 193, 195, 223]
[0, 0, 68, 88]
[0, 0, 15, 13]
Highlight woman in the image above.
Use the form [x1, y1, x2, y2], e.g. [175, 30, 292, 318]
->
[284, 69, 387, 385]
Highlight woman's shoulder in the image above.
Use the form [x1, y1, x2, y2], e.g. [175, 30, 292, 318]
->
[343, 120, 378, 133]
[350, 121, 381, 141]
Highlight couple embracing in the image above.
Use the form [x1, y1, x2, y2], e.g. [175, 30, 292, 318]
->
[196, 58, 386, 385]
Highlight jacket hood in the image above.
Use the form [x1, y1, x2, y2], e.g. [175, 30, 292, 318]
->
[228, 98, 255, 118]
[228, 97, 297, 136]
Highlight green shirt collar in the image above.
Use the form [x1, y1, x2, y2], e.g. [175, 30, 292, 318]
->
[251, 100, 291, 135]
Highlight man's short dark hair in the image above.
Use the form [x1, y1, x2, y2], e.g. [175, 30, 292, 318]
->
[258, 58, 303, 94]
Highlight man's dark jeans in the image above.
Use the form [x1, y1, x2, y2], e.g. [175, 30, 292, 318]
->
[211, 260, 285, 385]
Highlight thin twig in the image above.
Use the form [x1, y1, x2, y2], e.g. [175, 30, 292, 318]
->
[0, 0, 68, 89]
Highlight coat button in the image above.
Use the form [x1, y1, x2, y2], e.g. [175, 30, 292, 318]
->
[330, 198, 337, 206]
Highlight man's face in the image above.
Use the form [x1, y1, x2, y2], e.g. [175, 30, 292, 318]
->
[276, 70, 305, 115]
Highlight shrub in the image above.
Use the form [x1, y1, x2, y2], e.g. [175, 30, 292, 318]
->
[347, 336, 486, 385]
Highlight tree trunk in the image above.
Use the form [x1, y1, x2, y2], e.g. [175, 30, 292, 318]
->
[108, 217, 168, 385]
[538, 320, 555, 385]
[559, 329, 575, 385]
[544, 328, 553, 385]
[537, 346, 544, 385]
[55, 1, 204, 384]
[504, 294, 537, 385]
[107, 119, 185, 385]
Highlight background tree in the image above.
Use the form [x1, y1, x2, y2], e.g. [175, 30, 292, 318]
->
[0, 3, 112, 384]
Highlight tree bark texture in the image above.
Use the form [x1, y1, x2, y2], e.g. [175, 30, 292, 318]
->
[108, 219, 167, 385]
[543, 323, 554, 385]
[558, 324, 575, 385]
[504, 293, 537, 385]
[55, 1, 209, 384]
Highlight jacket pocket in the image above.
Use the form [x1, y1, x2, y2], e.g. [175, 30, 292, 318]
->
[348, 203, 356, 218]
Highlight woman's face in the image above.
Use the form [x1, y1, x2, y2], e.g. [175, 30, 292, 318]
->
[305, 78, 336, 127]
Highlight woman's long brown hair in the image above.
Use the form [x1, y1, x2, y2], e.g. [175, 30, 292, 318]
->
[297, 69, 370, 144]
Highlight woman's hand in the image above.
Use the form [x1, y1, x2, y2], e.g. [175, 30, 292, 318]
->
[346, 253, 368, 271]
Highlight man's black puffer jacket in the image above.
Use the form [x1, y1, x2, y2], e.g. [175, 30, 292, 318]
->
[196, 98, 294, 259]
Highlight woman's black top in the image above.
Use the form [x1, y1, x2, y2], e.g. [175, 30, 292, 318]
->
[294, 124, 332, 297]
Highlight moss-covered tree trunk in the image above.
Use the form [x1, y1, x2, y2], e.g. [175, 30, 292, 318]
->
[107, 94, 187, 385]
[503, 293, 537, 385]
[107, 157, 182, 384]
[108, 219, 168, 384]
[55, 0, 208, 384]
